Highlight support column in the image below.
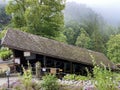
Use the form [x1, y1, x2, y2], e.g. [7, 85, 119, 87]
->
[43, 56, 46, 67]
[70, 62, 73, 74]
[54, 60, 57, 68]
[64, 63, 66, 73]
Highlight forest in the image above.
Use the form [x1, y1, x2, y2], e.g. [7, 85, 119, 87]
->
[0, 0, 120, 64]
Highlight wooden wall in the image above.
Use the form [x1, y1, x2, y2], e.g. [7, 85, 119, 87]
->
[12, 49, 93, 76]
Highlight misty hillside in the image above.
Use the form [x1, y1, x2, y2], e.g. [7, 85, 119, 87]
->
[92, 6, 120, 26]
[64, 2, 96, 24]
[64, 2, 120, 26]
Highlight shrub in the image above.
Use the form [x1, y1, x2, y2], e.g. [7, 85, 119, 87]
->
[92, 65, 118, 90]
[21, 63, 33, 89]
[63, 74, 88, 81]
[0, 48, 12, 60]
[89, 53, 119, 90]
[90, 53, 118, 90]
[41, 74, 59, 90]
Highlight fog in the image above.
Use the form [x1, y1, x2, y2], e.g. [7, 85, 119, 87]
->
[67, 0, 120, 26]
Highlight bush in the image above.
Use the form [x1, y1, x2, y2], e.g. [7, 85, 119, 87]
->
[41, 74, 59, 90]
[88, 53, 119, 90]
[93, 65, 118, 90]
[21, 63, 33, 90]
[0, 48, 12, 60]
[63, 74, 88, 81]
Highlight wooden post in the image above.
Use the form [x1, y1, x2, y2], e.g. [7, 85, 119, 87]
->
[43, 56, 46, 67]
[35, 61, 41, 78]
[70, 62, 73, 74]
[64, 63, 66, 73]
[54, 60, 56, 68]
[73, 64, 75, 74]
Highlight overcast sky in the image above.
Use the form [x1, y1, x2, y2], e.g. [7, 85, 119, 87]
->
[67, 0, 120, 14]
[67, 0, 120, 8]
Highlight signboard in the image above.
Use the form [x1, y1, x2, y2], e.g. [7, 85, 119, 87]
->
[14, 58, 20, 64]
[50, 68, 56, 74]
[42, 68, 46, 71]
[25, 53, 36, 60]
[24, 51, 31, 57]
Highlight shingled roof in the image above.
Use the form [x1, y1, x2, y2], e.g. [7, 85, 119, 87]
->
[1, 29, 116, 69]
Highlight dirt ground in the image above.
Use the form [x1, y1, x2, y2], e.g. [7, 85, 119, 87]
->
[0, 64, 10, 72]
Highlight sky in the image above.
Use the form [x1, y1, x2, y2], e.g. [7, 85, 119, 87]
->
[67, 0, 120, 7]
[67, 0, 120, 26]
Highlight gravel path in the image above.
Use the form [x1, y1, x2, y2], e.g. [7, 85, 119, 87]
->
[0, 77, 19, 86]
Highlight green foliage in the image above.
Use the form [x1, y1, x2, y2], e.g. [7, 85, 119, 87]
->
[76, 28, 91, 49]
[63, 74, 88, 81]
[54, 32, 67, 43]
[91, 29, 105, 53]
[22, 63, 33, 89]
[90, 54, 118, 90]
[0, 30, 6, 39]
[0, 30, 11, 60]
[107, 34, 120, 63]
[81, 13, 106, 53]
[0, 48, 12, 60]
[64, 13, 107, 54]
[64, 22, 81, 45]
[6, 0, 65, 38]
[0, 5, 10, 27]
[93, 65, 118, 90]
[41, 74, 59, 90]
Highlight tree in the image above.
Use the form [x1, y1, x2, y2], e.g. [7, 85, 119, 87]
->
[0, 5, 10, 29]
[107, 34, 120, 63]
[64, 21, 81, 45]
[81, 13, 106, 53]
[6, 0, 65, 38]
[54, 32, 67, 43]
[91, 29, 105, 53]
[64, 27, 76, 45]
[76, 28, 91, 49]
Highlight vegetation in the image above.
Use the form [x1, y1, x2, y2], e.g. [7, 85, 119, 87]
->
[22, 65, 32, 89]
[76, 28, 91, 49]
[107, 34, 120, 63]
[0, 61, 120, 90]
[6, 0, 65, 38]
[93, 65, 118, 90]
[0, 48, 12, 60]
[64, 74, 88, 81]
[41, 74, 59, 90]
[0, 5, 10, 29]
[0, 1, 119, 63]
[0, 30, 6, 39]
[0, 1, 120, 90]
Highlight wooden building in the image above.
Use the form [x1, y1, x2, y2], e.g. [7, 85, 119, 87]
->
[1, 29, 116, 75]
